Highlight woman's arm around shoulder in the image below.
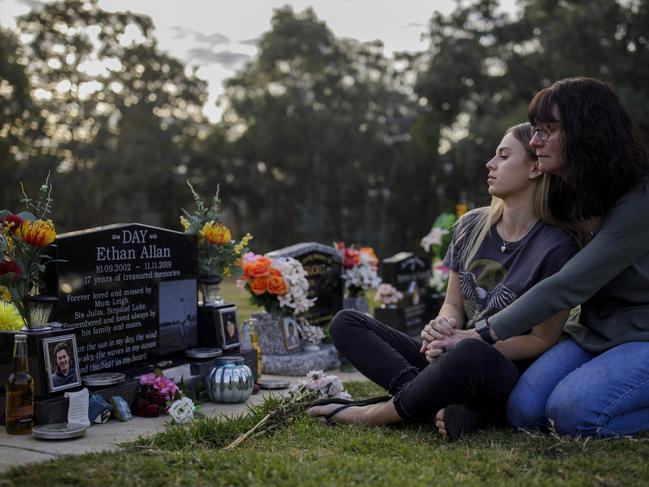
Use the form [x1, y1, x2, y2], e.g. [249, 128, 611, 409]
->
[490, 187, 649, 340]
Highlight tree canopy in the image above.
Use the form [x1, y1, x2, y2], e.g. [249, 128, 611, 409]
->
[2, 0, 648, 255]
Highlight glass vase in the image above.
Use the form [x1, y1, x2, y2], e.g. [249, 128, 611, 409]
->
[199, 275, 224, 305]
[24, 294, 58, 330]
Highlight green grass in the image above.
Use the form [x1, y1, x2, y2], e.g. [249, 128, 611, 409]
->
[219, 276, 263, 321]
[2, 381, 648, 486]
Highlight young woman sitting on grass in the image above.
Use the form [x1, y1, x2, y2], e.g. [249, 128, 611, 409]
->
[308, 123, 578, 440]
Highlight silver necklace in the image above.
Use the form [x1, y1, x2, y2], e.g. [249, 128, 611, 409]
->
[498, 219, 538, 253]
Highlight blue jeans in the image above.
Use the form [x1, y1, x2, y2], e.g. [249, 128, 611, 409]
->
[507, 338, 649, 437]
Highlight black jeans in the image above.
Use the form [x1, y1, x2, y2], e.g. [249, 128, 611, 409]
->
[330, 310, 520, 423]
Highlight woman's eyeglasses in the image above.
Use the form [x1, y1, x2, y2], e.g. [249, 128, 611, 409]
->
[532, 123, 559, 141]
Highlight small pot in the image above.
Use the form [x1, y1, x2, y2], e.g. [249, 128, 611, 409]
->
[206, 356, 254, 403]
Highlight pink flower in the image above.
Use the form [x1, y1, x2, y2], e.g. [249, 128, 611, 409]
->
[241, 252, 258, 264]
[139, 373, 157, 386]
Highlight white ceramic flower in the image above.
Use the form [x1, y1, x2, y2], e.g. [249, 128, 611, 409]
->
[420, 227, 450, 253]
[169, 396, 195, 424]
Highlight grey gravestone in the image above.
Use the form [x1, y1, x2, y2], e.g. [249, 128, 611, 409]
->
[267, 242, 343, 327]
[45, 223, 198, 375]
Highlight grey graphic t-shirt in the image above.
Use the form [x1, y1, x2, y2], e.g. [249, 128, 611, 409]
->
[444, 214, 578, 326]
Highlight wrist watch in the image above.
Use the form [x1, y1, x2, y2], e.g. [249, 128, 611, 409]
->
[474, 318, 495, 345]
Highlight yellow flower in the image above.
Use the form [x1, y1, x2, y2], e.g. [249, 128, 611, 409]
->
[222, 266, 231, 277]
[0, 301, 25, 331]
[234, 233, 253, 254]
[0, 286, 11, 302]
[200, 222, 231, 245]
[180, 216, 190, 232]
[16, 219, 56, 247]
[2, 230, 14, 253]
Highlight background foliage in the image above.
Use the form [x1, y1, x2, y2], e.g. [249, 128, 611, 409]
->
[2, 0, 648, 255]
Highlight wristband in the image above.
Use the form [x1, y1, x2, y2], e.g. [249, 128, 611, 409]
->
[474, 318, 495, 345]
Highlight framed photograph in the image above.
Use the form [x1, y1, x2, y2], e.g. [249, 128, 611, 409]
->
[282, 316, 301, 351]
[42, 334, 81, 393]
[217, 306, 240, 350]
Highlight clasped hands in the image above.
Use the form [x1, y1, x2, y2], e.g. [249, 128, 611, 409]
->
[419, 317, 477, 362]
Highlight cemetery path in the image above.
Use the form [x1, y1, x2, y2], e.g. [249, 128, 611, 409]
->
[0, 371, 365, 473]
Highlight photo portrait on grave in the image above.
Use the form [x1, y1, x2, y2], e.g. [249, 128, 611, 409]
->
[309, 121, 578, 440]
[43, 334, 81, 392]
[217, 306, 240, 350]
[282, 316, 300, 351]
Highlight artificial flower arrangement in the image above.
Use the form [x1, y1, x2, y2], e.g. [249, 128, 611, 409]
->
[429, 262, 451, 293]
[237, 253, 315, 316]
[420, 212, 456, 295]
[296, 318, 325, 345]
[374, 282, 404, 308]
[334, 242, 381, 298]
[180, 181, 252, 278]
[0, 176, 57, 329]
[134, 369, 197, 423]
[225, 370, 351, 450]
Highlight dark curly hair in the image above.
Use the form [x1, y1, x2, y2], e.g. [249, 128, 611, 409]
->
[528, 77, 649, 220]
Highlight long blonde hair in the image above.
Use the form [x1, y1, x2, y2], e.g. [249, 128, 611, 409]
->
[457, 123, 557, 268]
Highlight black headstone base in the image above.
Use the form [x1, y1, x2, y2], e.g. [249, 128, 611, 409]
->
[0, 348, 259, 426]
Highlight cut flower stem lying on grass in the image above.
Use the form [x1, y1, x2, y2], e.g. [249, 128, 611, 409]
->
[224, 388, 316, 450]
[225, 370, 351, 450]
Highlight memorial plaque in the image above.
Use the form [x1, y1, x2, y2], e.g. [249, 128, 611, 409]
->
[378, 252, 433, 334]
[381, 252, 431, 295]
[45, 223, 198, 375]
[267, 242, 343, 326]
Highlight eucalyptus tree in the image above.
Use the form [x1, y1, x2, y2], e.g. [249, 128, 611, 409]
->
[15, 0, 208, 230]
[218, 6, 418, 253]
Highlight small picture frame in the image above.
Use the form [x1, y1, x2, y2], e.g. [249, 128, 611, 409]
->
[217, 306, 240, 350]
[282, 316, 300, 351]
[42, 334, 81, 393]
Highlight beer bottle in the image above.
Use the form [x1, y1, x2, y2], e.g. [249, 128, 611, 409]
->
[249, 319, 262, 382]
[5, 334, 34, 434]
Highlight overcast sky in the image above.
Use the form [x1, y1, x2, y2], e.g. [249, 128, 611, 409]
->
[0, 0, 518, 121]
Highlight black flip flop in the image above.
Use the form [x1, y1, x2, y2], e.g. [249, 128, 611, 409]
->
[309, 395, 391, 408]
[310, 395, 392, 424]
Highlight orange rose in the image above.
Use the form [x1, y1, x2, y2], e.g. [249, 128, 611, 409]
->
[270, 268, 283, 277]
[250, 276, 269, 295]
[242, 262, 255, 280]
[267, 275, 287, 295]
[249, 256, 272, 278]
[360, 247, 379, 267]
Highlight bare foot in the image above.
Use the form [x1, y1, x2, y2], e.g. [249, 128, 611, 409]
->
[435, 409, 448, 438]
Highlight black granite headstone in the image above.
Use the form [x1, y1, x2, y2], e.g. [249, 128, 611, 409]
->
[381, 252, 431, 295]
[267, 242, 343, 327]
[377, 252, 433, 335]
[45, 223, 198, 375]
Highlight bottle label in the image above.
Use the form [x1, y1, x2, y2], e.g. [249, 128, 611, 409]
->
[6, 391, 34, 423]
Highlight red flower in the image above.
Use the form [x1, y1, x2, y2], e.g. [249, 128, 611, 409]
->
[2, 214, 23, 233]
[0, 260, 22, 281]
[343, 248, 360, 269]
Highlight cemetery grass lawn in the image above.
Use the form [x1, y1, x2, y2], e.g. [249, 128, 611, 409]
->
[2, 382, 649, 486]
